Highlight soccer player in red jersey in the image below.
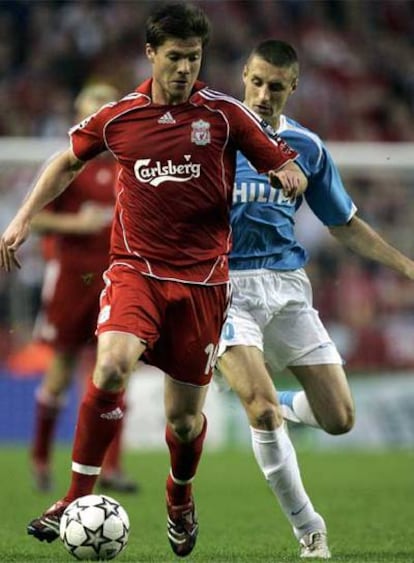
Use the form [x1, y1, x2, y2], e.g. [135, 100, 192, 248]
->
[0, 3, 307, 557]
[30, 83, 138, 495]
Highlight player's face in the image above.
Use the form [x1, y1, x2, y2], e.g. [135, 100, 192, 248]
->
[243, 55, 298, 128]
[146, 37, 203, 105]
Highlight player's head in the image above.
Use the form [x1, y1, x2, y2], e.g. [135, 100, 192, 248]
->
[145, 3, 211, 104]
[74, 83, 119, 121]
[243, 40, 299, 128]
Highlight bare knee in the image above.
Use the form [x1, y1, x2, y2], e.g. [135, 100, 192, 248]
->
[167, 414, 198, 442]
[95, 357, 130, 391]
[242, 396, 283, 430]
[321, 404, 355, 435]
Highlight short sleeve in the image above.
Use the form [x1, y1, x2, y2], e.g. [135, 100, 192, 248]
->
[69, 106, 111, 161]
[305, 146, 356, 226]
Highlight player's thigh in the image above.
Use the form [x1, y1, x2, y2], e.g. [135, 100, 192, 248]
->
[290, 363, 354, 432]
[94, 330, 146, 388]
[264, 303, 338, 373]
[218, 345, 276, 405]
[151, 283, 230, 385]
[97, 264, 164, 347]
[221, 270, 278, 353]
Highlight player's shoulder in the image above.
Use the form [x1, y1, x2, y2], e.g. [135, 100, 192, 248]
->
[194, 86, 255, 115]
[104, 91, 151, 114]
[71, 91, 150, 134]
[280, 116, 324, 150]
[98, 87, 153, 117]
[279, 115, 327, 166]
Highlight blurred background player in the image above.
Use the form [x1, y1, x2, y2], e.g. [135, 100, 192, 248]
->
[217, 39, 414, 557]
[30, 83, 138, 494]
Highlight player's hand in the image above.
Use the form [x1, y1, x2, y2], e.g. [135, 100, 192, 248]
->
[0, 217, 30, 271]
[269, 169, 307, 200]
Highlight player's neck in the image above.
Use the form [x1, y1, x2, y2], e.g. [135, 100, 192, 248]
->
[270, 117, 280, 130]
[245, 102, 280, 131]
[151, 83, 188, 106]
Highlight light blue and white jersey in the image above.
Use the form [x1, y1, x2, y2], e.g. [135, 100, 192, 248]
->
[230, 115, 357, 270]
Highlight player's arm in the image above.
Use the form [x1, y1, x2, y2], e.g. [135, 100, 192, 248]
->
[329, 214, 414, 280]
[0, 147, 85, 271]
[32, 205, 112, 236]
[231, 105, 308, 199]
[269, 160, 308, 199]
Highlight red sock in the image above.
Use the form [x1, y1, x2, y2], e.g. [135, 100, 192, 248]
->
[65, 380, 125, 502]
[31, 395, 61, 464]
[166, 414, 207, 505]
[102, 399, 126, 476]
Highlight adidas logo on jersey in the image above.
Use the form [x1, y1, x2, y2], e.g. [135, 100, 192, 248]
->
[158, 111, 176, 124]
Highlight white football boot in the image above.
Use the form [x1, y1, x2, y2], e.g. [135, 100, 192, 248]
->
[299, 531, 331, 559]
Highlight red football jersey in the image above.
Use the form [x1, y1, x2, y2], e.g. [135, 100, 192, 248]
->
[46, 154, 117, 271]
[70, 79, 298, 284]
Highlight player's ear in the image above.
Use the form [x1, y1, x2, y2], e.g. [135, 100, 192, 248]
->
[146, 44, 155, 62]
[242, 65, 249, 86]
[291, 77, 298, 94]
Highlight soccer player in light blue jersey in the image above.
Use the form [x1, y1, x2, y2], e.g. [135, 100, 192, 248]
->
[217, 40, 414, 559]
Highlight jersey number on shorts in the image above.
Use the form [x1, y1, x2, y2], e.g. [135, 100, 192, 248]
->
[204, 343, 219, 375]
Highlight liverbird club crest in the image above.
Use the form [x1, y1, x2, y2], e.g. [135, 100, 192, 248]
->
[191, 119, 211, 145]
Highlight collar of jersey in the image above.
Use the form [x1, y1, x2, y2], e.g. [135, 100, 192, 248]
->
[135, 78, 207, 100]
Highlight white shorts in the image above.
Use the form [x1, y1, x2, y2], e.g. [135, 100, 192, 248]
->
[219, 268, 342, 372]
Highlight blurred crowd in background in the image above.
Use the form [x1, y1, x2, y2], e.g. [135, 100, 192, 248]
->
[1, 0, 414, 374]
[1, 0, 414, 140]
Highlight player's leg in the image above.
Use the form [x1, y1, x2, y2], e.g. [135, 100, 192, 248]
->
[31, 351, 76, 491]
[264, 268, 354, 435]
[66, 330, 143, 497]
[284, 363, 355, 434]
[31, 260, 79, 491]
[27, 265, 153, 542]
[99, 402, 140, 493]
[164, 374, 208, 504]
[31, 259, 107, 491]
[159, 281, 229, 557]
[164, 374, 208, 557]
[72, 349, 139, 494]
[218, 345, 330, 558]
[27, 330, 145, 542]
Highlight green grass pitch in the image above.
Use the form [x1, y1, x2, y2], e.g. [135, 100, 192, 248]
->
[0, 446, 413, 562]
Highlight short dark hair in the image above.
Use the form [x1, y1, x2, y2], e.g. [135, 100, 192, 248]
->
[249, 40, 299, 76]
[146, 2, 211, 48]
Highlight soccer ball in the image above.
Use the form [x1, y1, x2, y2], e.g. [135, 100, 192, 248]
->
[59, 494, 130, 560]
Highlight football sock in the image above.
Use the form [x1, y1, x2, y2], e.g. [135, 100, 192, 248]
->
[165, 414, 207, 505]
[250, 425, 326, 537]
[278, 390, 320, 428]
[31, 388, 64, 464]
[101, 398, 126, 476]
[101, 426, 122, 476]
[65, 380, 125, 502]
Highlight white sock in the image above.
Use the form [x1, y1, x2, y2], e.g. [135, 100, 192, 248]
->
[250, 425, 326, 539]
[292, 391, 320, 428]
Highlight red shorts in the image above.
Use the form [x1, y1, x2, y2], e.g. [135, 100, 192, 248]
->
[34, 259, 104, 351]
[97, 263, 231, 386]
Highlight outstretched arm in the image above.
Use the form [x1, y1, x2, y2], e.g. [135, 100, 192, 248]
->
[329, 214, 414, 280]
[0, 147, 85, 271]
[32, 204, 113, 236]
